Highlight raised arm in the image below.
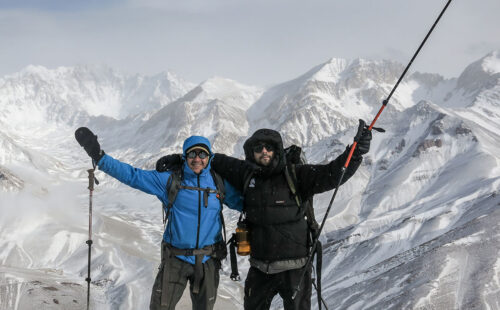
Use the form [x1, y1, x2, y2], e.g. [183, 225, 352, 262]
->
[295, 122, 372, 197]
[75, 127, 168, 199]
[295, 147, 362, 198]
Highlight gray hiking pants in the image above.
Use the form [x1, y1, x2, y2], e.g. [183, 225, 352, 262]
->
[150, 254, 221, 310]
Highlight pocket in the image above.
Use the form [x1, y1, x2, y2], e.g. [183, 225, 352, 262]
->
[265, 203, 303, 224]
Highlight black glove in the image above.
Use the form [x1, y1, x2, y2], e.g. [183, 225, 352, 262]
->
[352, 119, 372, 158]
[156, 154, 183, 172]
[75, 127, 105, 164]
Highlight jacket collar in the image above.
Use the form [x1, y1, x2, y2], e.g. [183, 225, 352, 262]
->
[182, 160, 212, 178]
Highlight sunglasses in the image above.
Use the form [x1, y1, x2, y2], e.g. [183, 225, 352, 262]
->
[252, 143, 274, 153]
[187, 150, 209, 159]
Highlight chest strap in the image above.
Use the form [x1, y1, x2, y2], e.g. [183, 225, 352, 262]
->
[179, 185, 220, 207]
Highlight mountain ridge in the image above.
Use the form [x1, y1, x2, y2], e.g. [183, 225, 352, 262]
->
[1, 51, 499, 309]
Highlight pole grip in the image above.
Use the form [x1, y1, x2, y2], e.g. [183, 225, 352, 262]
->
[87, 169, 95, 191]
[344, 141, 358, 168]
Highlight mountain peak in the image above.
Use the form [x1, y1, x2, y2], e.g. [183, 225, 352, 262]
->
[456, 50, 500, 93]
[193, 76, 262, 109]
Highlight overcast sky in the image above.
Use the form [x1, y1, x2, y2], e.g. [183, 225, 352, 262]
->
[0, 0, 498, 86]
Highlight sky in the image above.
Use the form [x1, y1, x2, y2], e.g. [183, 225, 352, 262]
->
[0, 0, 499, 86]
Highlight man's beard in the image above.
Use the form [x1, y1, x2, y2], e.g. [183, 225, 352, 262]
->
[257, 154, 272, 166]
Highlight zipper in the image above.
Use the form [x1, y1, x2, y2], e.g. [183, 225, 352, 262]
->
[195, 174, 201, 249]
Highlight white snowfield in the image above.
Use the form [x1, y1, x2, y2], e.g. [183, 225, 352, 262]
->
[1, 50, 499, 310]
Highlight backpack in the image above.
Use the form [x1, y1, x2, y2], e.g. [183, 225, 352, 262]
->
[162, 165, 228, 247]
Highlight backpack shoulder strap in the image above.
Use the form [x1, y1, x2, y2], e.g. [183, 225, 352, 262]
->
[284, 163, 302, 207]
[285, 163, 320, 234]
[210, 169, 225, 201]
[210, 169, 227, 243]
[163, 168, 182, 225]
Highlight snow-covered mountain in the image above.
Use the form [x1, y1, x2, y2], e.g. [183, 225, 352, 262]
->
[1, 51, 499, 310]
[0, 65, 195, 129]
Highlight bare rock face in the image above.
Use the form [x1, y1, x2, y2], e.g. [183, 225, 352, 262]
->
[455, 123, 472, 136]
[394, 139, 406, 153]
[0, 167, 24, 191]
[413, 139, 443, 157]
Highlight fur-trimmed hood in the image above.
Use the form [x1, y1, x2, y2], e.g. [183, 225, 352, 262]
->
[243, 128, 286, 175]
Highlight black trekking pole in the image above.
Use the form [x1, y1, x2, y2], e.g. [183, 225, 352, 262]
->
[86, 168, 96, 310]
[292, 0, 453, 301]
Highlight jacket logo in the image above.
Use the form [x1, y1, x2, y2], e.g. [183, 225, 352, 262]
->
[249, 178, 256, 188]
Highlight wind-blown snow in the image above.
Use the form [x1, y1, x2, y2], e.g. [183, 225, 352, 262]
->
[483, 51, 500, 74]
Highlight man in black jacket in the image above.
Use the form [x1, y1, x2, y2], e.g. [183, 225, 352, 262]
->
[207, 125, 371, 310]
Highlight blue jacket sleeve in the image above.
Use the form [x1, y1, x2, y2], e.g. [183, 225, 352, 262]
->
[97, 154, 168, 199]
[222, 180, 243, 212]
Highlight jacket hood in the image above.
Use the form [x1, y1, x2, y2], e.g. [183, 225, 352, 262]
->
[183, 136, 212, 157]
[182, 135, 213, 176]
[243, 128, 286, 175]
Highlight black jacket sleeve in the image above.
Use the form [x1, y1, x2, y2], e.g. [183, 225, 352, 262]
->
[295, 147, 362, 198]
[210, 153, 255, 192]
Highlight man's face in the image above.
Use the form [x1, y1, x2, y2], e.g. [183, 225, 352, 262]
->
[186, 149, 209, 174]
[253, 142, 274, 166]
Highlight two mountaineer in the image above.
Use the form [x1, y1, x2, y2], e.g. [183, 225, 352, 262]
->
[75, 122, 372, 310]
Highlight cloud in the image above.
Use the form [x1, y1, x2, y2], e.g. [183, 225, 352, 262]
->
[0, 0, 499, 85]
[0, 0, 120, 11]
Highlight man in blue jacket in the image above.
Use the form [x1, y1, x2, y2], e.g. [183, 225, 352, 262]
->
[75, 127, 242, 310]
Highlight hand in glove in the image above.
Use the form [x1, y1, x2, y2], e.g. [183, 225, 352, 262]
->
[75, 127, 105, 164]
[352, 119, 372, 159]
[156, 154, 183, 172]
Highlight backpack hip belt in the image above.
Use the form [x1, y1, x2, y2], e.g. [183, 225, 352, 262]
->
[165, 242, 220, 257]
[161, 241, 225, 301]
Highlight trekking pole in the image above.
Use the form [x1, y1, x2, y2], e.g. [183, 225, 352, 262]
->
[86, 168, 96, 310]
[292, 0, 453, 301]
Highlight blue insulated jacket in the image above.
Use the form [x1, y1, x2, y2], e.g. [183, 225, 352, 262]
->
[97, 136, 242, 265]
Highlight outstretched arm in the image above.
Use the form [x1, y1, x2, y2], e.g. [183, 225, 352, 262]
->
[210, 153, 254, 192]
[295, 121, 372, 197]
[98, 154, 167, 197]
[75, 127, 168, 198]
[222, 180, 243, 212]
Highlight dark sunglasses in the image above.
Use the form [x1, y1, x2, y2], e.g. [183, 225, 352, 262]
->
[187, 150, 209, 159]
[252, 143, 274, 153]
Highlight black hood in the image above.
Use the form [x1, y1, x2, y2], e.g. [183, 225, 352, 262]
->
[243, 128, 286, 175]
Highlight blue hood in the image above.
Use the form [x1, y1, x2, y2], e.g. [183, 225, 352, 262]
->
[182, 136, 212, 157]
[182, 135, 213, 176]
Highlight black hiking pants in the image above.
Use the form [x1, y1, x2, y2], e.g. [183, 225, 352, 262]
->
[244, 265, 312, 310]
[149, 254, 221, 310]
